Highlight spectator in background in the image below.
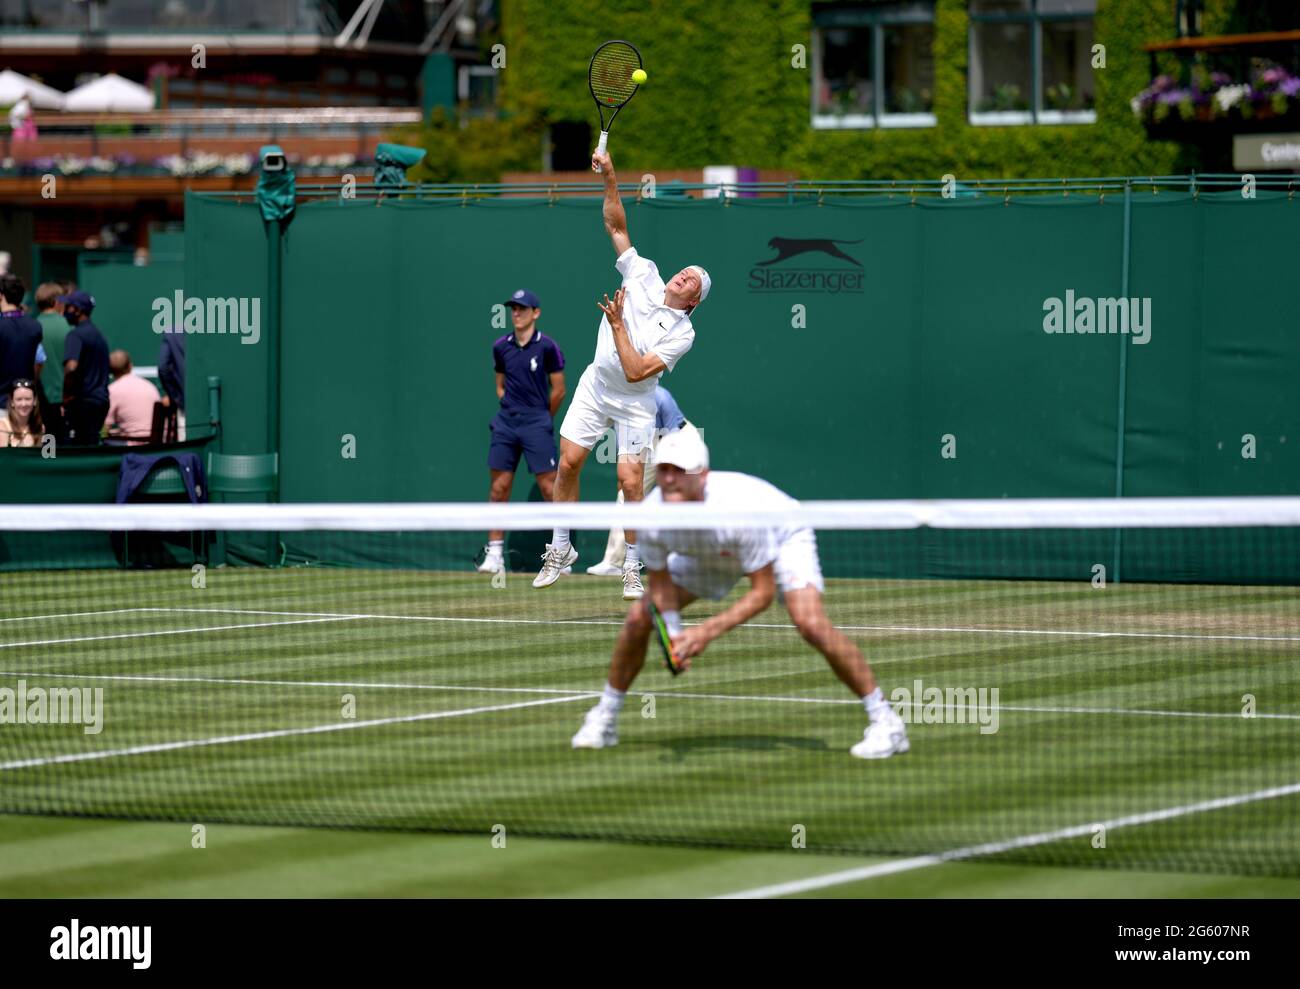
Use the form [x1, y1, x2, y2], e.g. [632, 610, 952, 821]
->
[105, 350, 161, 445]
[0, 379, 43, 448]
[158, 326, 185, 440]
[0, 273, 43, 415]
[8, 91, 37, 142]
[60, 290, 110, 445]
[34, 282, 69, 436]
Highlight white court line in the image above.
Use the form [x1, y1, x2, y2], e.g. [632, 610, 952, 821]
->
[122, 606, 1300, 645]
[3, 668, 1297, 721]
[0, 616, 364, 651]
[0, 608, 149, 624]
[717, 779, 1300, 899]
[0, 692, 596, 772]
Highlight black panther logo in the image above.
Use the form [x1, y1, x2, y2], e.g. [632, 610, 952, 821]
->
[758, 237, 863, 267]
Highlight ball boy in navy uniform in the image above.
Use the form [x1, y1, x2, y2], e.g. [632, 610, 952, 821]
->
[478, 289, 567, 573]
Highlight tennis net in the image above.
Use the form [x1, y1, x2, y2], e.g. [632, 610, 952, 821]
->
[2, 497, 1298, 875]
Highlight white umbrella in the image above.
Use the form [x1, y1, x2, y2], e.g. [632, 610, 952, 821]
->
[0, 69, 65, 109]
[62, 73, 155, 112]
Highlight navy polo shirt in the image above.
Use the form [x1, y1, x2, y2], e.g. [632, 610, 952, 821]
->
[63, 319, 111, 406]
[493, 330, 564, 415]
[0, 310, 43, 404]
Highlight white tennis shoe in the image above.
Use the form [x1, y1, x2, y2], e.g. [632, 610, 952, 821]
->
[476, 547, 504, 574]
[571, 706, 619, 749]
[586, 560, 623, 577]
[850, 712, 910, 759]
[621, 560, 644, 601]
[533, 543, 578, 588]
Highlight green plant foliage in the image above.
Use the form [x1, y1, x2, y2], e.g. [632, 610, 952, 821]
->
[463, 0, 1224, 180]
[390, 96, 546, 184]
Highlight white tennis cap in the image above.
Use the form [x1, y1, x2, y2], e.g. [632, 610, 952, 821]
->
[687, 265, 711, 306]
[655, 428, 709, 474]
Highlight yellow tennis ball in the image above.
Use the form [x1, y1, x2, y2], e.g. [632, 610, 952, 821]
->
[631, 69, 647, 85]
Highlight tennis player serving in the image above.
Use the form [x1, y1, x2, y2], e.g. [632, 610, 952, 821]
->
[570, 430, 910, 760]
[532, 147, 710, 601]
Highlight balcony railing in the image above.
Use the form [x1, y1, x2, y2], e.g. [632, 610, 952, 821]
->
[0, 107, 421, 172]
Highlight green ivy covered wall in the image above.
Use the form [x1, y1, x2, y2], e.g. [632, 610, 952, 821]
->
[497, 0, 1240, 179]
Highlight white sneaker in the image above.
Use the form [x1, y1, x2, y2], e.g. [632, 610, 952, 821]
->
[476, 548, 504, 574]
[621, 560, 644, 601]
[533, 543, 578, 588]
[850, 713, 910, 759]
[571, 705, 619, 749]
[586, 560, 623, 577]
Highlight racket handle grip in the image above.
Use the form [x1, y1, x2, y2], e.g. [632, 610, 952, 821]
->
[593, 130, 609, 172]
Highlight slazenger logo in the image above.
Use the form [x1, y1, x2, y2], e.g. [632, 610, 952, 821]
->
[748, 236, 865, 294]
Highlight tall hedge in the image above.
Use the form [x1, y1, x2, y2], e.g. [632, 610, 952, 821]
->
[499, 0, 1231, 179]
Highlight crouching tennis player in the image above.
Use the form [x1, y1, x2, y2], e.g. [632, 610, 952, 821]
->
[571, 429, 910, 760]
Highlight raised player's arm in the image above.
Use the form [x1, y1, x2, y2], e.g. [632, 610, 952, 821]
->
[593, 150, 631, 256]
[547, 370, 565, 416]
[671, 564, 776, 661]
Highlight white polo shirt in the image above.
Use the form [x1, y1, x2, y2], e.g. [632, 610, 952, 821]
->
[591, 247, 695, 399]
[639, 472, 800, 576]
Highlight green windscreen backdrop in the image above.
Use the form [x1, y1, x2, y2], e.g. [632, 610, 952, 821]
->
[78, 249, 186, 372]
[175, 189, 1299, 579]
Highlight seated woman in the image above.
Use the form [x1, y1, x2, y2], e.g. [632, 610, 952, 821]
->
[0, 379, 44, 448]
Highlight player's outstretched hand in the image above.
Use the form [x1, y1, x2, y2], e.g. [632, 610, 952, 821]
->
[596, 288, 627, 329]
[592, 149, 613, 174]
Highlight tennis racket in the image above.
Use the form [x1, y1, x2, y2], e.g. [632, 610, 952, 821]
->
[589, 40, 643, 173]
[646, 601, 685, 676]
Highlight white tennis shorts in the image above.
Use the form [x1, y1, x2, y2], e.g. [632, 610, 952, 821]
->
[559, 365, 656, 457]
[668, 528, 825, 602]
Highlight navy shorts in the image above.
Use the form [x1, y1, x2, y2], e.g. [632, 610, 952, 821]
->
[488, 411, 558, 475]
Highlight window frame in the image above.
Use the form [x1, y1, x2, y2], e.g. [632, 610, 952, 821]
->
[811, 3, 938, 130]
[457, 64, 500, 114]
[968, 0, 1097, 126]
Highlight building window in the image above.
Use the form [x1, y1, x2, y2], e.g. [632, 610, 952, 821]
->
[458, 65, 499, 116]
[813, 3, 936, 129]
[970, 0, 1097, 125]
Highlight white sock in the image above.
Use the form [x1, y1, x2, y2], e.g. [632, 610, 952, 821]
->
[552, 527, 570, 551]
[598, 683, 626, 714]
[625, 543, 639, 567]
[863, 687, 892, 723]
[661, 609, 684, 636]
[487, 539, 504, 556]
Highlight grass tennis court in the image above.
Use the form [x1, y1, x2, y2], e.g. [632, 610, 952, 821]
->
[2, 565, 1298, 896]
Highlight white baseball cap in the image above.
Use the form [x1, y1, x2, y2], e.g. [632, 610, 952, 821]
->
[687, 265, 711, 306]
[654, 429, 709, 474]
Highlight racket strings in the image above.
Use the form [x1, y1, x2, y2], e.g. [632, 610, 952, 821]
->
[590, 45, 640, 106]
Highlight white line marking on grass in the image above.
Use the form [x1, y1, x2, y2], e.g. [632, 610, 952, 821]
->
[0, 608, 152, 624]
[0, 693, 597, 772]
[717, 780, 1300, 899]
[116, 606, 1300, 644]
[3, 668, 1296, 721]
[0, 616, 363, 650]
